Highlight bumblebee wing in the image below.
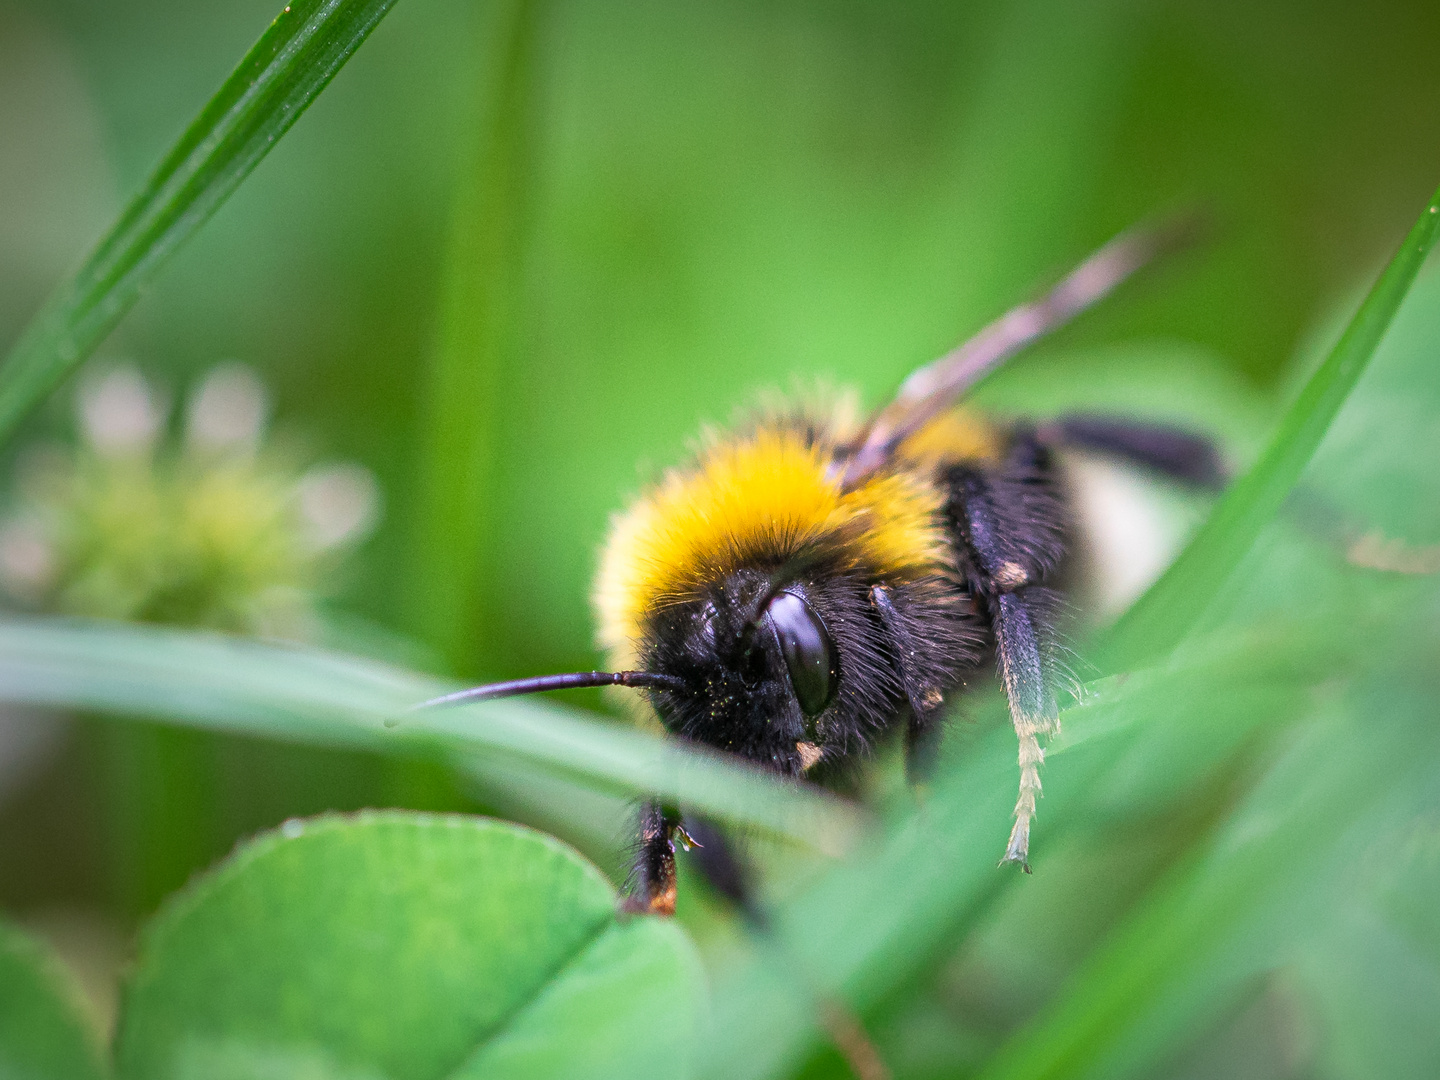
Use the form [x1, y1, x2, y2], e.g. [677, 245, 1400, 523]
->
[839, 217, 1195, 488]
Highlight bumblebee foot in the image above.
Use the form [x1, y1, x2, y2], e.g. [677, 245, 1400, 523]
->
[619, 881, 677, 917]
[1000, 817, 1033, 874]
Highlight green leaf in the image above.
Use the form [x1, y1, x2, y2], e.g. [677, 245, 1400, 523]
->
[0, 0, 401, 445]
[1099, 183, 1440, 670]
[1301, 262, 1440, 540]
[0, 615, 860, 853]
[960, 274, 1440, 1080]
[115, 812, 703, 1080]
[448, 918, 700, 1079]
[0, 919, 108, 1080]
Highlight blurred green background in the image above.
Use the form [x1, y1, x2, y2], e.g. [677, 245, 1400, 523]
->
[1, 0, 1439, 1073]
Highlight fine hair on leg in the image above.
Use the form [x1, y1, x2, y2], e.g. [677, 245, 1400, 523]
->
[993, 587, 1061, 871]
[946, 432, 1068, 870]
[623, 800, 680, 915]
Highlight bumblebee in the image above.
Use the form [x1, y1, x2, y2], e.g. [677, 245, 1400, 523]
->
[424, 222, 1222, 917]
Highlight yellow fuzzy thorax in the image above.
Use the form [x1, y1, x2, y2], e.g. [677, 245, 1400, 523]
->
[595, 420, 965, 669]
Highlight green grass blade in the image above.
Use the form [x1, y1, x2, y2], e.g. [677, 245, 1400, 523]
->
[0, 0, 401, 444]
[406, 0, 541, 672]
[0, 615, 861, 853]
[1098, 183, 1440, 670]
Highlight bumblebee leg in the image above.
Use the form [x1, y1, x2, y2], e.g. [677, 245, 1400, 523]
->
[992, 588, 1059, 871]
[948, 447, 1065, 872]
[682, 816, 768, 926]
[623, 801, 681, 915]
[870, 584, 944, 786]
[1039, 413, 1226, 489]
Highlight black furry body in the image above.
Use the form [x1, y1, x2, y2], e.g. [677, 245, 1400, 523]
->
[625, 414, 1226, 914]
[625, 415, 1221, 915]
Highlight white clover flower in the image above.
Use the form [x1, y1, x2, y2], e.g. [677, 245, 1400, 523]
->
[2, 361, 383, 640]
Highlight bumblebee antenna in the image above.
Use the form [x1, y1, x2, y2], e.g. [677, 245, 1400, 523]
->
[412, 670, 687, 710]
[840, 213, 1201, 488]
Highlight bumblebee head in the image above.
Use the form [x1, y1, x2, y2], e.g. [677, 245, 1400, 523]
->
[637, 568, 841, 775]
[415, 563, 898, 778]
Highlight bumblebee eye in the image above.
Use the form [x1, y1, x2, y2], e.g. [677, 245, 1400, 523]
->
[765, 591, 837, 717]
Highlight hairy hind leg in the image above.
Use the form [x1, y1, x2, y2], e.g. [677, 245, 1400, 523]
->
[947, 433, 1067, 871]
[992, 588, 1061, 870]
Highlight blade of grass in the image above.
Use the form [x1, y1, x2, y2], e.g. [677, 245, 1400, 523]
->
[0, 0, 401, 445]
[0, 615, 861, 854]
[1098, 183, 1440, 671]
[406, 0, 541, 673]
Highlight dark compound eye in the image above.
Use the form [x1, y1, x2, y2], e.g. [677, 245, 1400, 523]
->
[765, 590, 838, 717]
